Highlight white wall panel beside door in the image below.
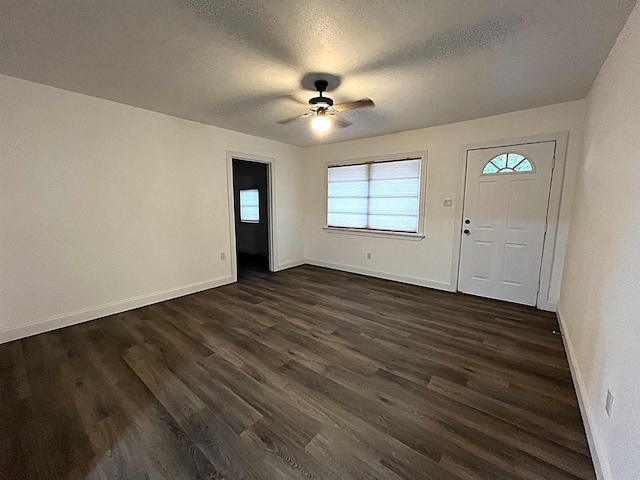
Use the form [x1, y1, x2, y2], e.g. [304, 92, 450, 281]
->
[458, 142, 555, 306]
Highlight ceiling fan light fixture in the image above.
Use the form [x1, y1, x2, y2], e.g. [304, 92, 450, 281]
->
[311, 112, 331, 133]
[277, 76, 374, 131]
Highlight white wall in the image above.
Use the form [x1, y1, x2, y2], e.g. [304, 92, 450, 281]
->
[558, 4, 640, 479]
[0, 74, 305, 343]
[303, 100, 586, 306]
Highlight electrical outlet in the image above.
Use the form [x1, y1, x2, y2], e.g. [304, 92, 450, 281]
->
[220, 252, 226, 260]
[366, 252, 372, 260]
[605, 390, 614, 417]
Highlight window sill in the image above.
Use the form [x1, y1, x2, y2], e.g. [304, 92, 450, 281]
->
[322, 227, 425, 241]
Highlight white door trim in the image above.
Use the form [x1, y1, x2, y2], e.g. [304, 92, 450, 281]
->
[226, 150, 278, 281]
[450, 131, 569, 311]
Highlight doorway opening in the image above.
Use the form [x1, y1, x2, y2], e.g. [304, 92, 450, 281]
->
[232, 159, 272, 279]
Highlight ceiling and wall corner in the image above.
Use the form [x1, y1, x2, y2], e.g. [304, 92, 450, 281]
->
[0, 0, 635, 147]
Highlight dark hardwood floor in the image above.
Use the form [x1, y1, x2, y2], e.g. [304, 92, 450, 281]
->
[0, 265, 595, 479]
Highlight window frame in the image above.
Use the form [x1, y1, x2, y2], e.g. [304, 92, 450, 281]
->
[481, 152, 535, 175]
[239, 188, 260, 224]
[323, 151, 427, 240]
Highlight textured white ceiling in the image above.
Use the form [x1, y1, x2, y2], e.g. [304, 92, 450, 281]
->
[0, 0, 635, 146]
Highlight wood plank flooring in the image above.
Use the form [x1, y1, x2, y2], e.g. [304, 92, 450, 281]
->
[0, 265, 595, 479]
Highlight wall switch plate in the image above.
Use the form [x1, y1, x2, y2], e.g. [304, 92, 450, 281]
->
[366, 252, 372, 260]
[605, 390, 614, 417]
[220, 252, 226, 260]
[443, 198, 453, 207]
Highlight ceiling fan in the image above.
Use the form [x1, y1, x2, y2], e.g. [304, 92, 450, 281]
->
[278, 80, 375, 133]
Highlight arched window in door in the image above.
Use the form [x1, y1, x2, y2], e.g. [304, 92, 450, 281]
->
[482, 153, 534, 174]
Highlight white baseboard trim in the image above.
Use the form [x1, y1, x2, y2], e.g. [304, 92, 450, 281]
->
[274, 259, 306, 272]
[556, 307, 609, 480]
[305, 259, 453, 292]
[0, 275, 235, 345]
[538, 299, 558, 313]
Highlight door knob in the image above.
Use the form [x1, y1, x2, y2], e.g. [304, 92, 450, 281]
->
[463, 229, 470, 235]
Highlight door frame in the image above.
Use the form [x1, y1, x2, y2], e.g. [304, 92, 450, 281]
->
[226, 151, 277, 281]
[450, 131, 569, 311]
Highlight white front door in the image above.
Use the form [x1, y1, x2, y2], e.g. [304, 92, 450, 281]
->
[458, 141, 555, 306]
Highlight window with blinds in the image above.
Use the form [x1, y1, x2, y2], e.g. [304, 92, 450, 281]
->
[327, 157, 422, 233]
[239, 189, 260, 223]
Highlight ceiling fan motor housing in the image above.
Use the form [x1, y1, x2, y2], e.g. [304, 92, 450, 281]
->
[309, 79, 334, 107]
[309, 96, 334, 107]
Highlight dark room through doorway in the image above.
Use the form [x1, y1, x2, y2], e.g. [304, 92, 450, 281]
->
[232, 159, 271, 277]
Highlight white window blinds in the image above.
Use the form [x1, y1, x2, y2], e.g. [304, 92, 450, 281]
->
[327, 158, 421, 233]
[240, 189, 259, 222]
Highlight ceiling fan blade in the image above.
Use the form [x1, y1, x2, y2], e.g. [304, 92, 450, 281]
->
[277, 112, 312, 124]
[333, 98, 375, 112]
[334, 115, 353, 129]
